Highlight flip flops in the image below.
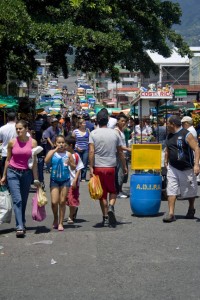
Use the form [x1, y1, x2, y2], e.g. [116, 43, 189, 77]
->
[67, 218, 74, 225]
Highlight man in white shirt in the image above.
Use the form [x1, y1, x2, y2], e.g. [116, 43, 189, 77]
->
[181, 116, 197, 139]
[107, 116, 117, 129]
[135, 119, 152, 135]
[0, 112, 17, 175]
[181, 116, 199, 185]
[114, 113, 131, 198]
[133, 119, 152, 143]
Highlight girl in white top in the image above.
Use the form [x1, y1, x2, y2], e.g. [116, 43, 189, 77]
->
[65, 137, 84, 224]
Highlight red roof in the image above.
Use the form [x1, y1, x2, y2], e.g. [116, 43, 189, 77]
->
[116, 87, 139, 92]
[173, 85, 200, 92]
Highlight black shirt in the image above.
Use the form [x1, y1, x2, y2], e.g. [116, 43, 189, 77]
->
[166, 128, 194, 170]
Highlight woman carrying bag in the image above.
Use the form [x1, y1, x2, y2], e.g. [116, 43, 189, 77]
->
[0, 120, 40, 238]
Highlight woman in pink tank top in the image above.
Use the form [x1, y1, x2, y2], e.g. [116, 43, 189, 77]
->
[0, 120, 40, 238]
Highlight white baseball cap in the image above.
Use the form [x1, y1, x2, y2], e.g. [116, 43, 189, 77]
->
[181, 116, 192, 123]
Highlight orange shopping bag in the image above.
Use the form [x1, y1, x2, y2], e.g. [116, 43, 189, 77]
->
[88, 175, 103, 200]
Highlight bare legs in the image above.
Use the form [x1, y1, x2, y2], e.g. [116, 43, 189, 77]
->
[167, 195, 195, 215]
[51, 186, 68, 230]
[69, 206, 77, 221]
[167, 195, 176, 215]
[99, 193, 116, 216]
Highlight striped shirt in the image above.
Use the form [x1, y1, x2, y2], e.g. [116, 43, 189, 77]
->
[73, 129, 89, 150]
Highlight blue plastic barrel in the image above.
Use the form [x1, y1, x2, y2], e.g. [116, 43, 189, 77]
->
[130, 173, 162, 216]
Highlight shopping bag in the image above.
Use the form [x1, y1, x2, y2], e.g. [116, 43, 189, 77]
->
[88, 175, 103, 200]
[37, 187, 48, 207]
[0, 185, 12, 224]
[32, 191, 46, 222]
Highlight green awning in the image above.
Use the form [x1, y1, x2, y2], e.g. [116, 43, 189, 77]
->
[159, 104, 179, 111]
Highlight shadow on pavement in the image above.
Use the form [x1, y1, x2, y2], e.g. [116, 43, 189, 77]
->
[175, 215, 200, 221]
[25, 226, 51, 234]
[63, 224, 82, 229]
[73, 218, 89, 223]
[93, 220, 131, 229]
[131, 212, 165, 218]
[0, 227, 15, 235]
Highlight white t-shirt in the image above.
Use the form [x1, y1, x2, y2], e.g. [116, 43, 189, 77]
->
[69, 153, 84, 186]
[0, 122, 17, 157]
[107, 117, 117, 129]
[188, 126, 197, 139]
[135, 124, 152, 135]
[115, 127, 127, 154]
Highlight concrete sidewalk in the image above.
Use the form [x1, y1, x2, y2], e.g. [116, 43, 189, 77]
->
[0, 172, 200, 300]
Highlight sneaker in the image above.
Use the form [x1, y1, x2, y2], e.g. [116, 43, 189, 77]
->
[163, 213, 176, 223]
[117, 192, 128, 198]
[185, 208, 195, 219]
[108, 205, 117, 226]
[102, 216, 109, 227]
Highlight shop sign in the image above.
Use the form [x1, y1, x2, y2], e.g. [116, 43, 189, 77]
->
[140, 91, 173, 99]
[37, 66, 43, 75]
[174, 89, 187, 97]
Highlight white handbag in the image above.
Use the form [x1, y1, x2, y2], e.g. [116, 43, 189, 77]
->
[0, 186, 12, 224]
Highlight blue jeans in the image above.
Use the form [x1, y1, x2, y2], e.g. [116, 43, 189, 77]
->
[77, 149, 89, 180]
[7, 167, 33, 230]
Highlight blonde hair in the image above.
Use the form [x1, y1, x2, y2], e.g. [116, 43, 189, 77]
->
[76, 118, 85, 128]
[78, 118, 84, 125]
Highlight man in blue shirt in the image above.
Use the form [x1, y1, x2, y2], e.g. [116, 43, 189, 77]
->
[83, 113, 95, 132]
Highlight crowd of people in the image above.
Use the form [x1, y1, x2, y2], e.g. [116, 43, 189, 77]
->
[0, 107, 200, 237]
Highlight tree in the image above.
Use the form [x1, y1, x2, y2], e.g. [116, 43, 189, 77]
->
[0, 0, 193, 84]
[0, 0, 39, 84]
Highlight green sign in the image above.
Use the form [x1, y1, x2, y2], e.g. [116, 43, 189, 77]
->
[174, 89, 187, 97]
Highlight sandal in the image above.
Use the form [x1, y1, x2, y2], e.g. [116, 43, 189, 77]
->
[67, 217, 74, 225]
[163, 213, 176, 223]
[16, 230, 25, 238]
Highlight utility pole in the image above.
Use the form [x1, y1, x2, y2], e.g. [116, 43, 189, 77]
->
[6, 71, 10, 96]
[116, 81, 118, 108]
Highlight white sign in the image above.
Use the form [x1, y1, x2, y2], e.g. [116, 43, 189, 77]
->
[140, 91, 173, 99]
[173, 101, 189, 105]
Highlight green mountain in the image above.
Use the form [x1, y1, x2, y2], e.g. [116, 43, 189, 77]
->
[173, 0, 200, 46]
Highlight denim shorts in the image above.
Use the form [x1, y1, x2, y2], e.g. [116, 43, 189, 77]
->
[50, 178, 70, 188]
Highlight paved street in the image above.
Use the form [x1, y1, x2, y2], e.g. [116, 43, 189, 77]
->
[1, 170, 200, 300]
[57, 75, 77, 93]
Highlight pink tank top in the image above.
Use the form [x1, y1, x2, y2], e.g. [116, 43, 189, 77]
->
[9, 137, 32, 169]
